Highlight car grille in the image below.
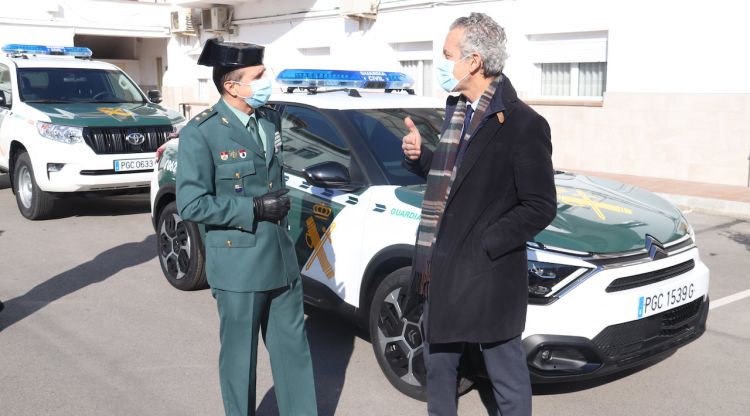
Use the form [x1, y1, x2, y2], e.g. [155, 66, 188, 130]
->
[592, 297, 705, 366]
[606, 260, 695, 293]
[82, 126, 172, 155]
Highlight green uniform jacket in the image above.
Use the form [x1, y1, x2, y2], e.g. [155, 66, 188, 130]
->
[176, 99, 299, 292]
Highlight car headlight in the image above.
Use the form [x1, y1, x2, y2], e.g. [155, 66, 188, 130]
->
[36, 122, 83, 144]
[170, 119, 187, 138]
[686, 221, 696, 244]
[528, 261, 589, 299]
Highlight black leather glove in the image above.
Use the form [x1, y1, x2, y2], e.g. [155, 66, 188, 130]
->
[253, 188, 291, 223]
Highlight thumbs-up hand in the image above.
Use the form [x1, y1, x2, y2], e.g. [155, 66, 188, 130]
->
[402, 116, 422, 160]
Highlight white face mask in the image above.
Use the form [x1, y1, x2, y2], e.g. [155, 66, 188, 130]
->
[435, 56, 471, 93]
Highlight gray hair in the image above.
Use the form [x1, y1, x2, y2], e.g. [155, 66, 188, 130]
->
[450, 12, 507, 78]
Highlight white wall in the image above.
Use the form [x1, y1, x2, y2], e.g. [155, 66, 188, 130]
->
[3, 0, 746, 185]
[605, 0, 750, 94]
[160, 0, 750, 186]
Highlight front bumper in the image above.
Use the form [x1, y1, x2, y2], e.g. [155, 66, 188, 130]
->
[39, 154, 154, 192]
[524, 295, 709, 383]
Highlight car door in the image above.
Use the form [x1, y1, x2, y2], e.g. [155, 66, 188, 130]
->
[278, 104, 363, 291]
[0, 63, 14, 168]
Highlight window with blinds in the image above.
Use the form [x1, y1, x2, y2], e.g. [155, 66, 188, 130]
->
[540, 62, 607, 97]
[529, 31, 608, 99]
[399, 60, 433, 96]
[578, 62, 607, 96]
[541, 63, 571, 96]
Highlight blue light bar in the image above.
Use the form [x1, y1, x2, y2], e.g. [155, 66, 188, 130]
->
[62, 46, 93, 58]
[276, 69, 414, 90]
[2, 44, 92, 58]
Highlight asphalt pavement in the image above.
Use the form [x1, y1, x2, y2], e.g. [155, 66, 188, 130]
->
[0, 173, 749, 415]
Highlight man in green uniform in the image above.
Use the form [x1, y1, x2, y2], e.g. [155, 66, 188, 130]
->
[176, 38, 317, 416]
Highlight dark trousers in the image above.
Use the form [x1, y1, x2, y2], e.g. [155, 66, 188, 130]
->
[423, 303, 531, 416]
[213, 279, 317, 416]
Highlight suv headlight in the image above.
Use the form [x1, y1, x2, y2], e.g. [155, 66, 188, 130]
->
[528, 261, 589, 299]
[170, 119, 187, 138]
[36, 122, 83, 144]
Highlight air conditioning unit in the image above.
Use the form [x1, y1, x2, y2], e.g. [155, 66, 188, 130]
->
[170, 10, 196, 34]
[202, 6, 230, 32]
[340, 0, 379, 20]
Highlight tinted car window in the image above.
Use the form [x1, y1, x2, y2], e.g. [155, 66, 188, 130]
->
[342, 108, 443, 185]
[17, 68, 145, 103]
[0, 64, 12, 107]
[281, 105, 351, 173]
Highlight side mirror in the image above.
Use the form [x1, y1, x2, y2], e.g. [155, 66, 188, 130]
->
[147, 90, 162, 104]
[303, 161, 361, 191]
[0, 91, 7, 107]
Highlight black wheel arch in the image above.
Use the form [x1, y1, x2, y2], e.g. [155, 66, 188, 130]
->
[152, 183, 176, 230]
[359, 244, 414, 321]
[8, 141, 27, 195]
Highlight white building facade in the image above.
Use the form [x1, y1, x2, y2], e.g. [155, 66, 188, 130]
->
[2, 0, 749, 187]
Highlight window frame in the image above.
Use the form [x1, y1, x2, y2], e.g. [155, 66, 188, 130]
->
[527, 31, 608, 106]
[0, 63, 13, 108]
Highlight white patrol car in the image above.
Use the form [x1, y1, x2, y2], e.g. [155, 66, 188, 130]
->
[150, 69, 710, 400]
[0, 44, 184, 220]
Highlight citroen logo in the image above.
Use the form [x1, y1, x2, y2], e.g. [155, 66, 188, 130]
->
[126, 132, 145, 146]
[645, 235, 668, 260]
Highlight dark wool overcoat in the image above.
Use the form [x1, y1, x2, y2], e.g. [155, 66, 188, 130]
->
[404, 75, 557, 344]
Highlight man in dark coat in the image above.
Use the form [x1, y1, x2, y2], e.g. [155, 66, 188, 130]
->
[402, 13, 557, 416]
[176, 38, 317, 416]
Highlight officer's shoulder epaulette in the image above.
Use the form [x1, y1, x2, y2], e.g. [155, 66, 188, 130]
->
[189, 107, 218, 126]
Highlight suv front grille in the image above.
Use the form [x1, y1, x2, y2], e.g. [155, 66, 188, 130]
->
[83, 125, 173, 155]
[592, 297, 705, 365]
[606, 260, 695, 293]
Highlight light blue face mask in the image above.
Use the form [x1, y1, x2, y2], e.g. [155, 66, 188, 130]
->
[436, 56, 470, 93]
[236, 78, 272, 108]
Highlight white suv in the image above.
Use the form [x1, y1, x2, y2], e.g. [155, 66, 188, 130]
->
[0, 44, 184, 219]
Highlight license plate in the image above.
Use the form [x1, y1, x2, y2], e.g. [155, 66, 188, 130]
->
[637, 282, 696, 319]
[114, 158, 154, 172]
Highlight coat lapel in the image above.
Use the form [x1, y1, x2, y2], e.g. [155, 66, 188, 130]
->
[256, 108, 276, 168]
[215, 100, 265, 156]
[446, 120, 503, 207]
[445, 77, 519, 208]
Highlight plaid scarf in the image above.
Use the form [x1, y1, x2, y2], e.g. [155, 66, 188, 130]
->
[414, 76, 501, 296]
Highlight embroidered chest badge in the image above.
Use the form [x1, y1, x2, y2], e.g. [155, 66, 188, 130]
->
[219, 151, 229, 161]
[239, 149, 247, 159]
[230, 150, 239, 160]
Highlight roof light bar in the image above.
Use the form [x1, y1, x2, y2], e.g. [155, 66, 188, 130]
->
[2, 44, 93, 58]
[276, 69, 414, 90]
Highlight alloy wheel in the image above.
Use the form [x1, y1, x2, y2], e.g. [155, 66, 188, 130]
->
[376, 286, 426, 388]
[159, 212, 191, 281]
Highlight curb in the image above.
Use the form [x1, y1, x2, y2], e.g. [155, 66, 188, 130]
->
[658, 193, 750, 220]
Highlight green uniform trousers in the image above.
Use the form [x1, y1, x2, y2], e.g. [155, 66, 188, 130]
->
[213, 278, 317, 416]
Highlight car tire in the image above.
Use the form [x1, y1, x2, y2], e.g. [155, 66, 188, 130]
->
[13, 151, 55, 220]
[369, 266, 473, 401]
[156, 201, 207, 291]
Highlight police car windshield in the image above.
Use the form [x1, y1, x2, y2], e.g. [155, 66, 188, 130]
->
[17, 68, 146, 104]
[342, 108, 443, 186]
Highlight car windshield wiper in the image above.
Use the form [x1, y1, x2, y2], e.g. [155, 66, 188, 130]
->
[24, 99, 75, 103]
